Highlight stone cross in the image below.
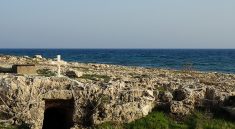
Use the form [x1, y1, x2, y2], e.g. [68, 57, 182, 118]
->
[57, 55, 61, 77]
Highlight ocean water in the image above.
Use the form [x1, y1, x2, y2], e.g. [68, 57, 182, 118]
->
[0, 49, 235, 73]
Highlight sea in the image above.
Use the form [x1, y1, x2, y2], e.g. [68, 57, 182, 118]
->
[0, 49, 235, 73]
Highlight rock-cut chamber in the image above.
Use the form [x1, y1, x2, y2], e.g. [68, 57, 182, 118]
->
[42, 99, 74, 129]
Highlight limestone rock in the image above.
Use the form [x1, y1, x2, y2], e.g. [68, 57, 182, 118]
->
[173, 88, 193, 101]
[66, 69, 83, 78]
[0, 75, 156, 128]
[160, 91, 173, 102]
[205, 86, 229, 105]
[43, 90, 73, 99]
[170, 101, 190, 115]
[23, 56, 30, 58]
[1, 54, 235, 128]
[34, 55, 43, 59]
[222, 96, 235, 117]
[141, 103, 154, 116]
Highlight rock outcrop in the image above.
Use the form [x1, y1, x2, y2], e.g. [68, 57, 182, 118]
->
[65, 69, 83, 78]
[0, 55, 235, 129]
[0, 75, 155, 129]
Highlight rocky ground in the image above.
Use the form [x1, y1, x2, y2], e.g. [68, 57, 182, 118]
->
[0, 54, 235, 129]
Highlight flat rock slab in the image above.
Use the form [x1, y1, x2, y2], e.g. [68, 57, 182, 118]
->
[12, 64, 37, 75]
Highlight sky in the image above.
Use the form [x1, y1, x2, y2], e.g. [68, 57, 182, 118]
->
[0, 0, 235, 49]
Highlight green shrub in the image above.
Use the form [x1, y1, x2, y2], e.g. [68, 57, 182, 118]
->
[95, 122, 123, 129]
[37, 69, 56, 77]
[0, 124, 17, 129]
[0, 123, 30, 129]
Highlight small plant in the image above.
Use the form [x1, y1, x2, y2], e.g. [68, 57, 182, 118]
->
[134, 74, 150, 79]
[75, 67, 89, 72]
[157, 87, 166, 92]
[95, 122, 123, 129]
[0, 124, 17, 129]
[0, 123, 30, 129]
[17, 123, 30, 129]
[99, 94, 111, 104]
[36, 69, 56, 77]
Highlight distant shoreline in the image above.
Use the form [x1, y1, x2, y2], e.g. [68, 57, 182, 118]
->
[1, 48, 235, 50]
[0, 49, 235, 73]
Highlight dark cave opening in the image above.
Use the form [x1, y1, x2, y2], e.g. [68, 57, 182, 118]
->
[42, 99, 74, 129]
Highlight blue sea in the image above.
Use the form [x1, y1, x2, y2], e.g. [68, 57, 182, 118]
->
[0, 49, 235, 73]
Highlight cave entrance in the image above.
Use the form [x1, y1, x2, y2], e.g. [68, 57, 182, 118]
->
[42, 99, 74, 129]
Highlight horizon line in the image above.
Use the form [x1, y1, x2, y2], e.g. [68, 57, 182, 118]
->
[0, 48, 235, 50]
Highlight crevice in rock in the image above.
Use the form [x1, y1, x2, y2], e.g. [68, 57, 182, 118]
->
[82, 100, 96, 127]
[173, 90, 187, 101]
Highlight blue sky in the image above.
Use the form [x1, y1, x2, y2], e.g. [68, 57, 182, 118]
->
[0, 0, 234, 48]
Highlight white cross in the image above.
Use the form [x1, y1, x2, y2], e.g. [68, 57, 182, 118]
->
[57, 55, 61, 77]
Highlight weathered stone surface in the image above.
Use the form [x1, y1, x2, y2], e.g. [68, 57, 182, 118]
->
[43, 90, 73, 100]
[173, 88, 192, 101]
[12, 64, 37, 75]
[222, 96, 235, 117]
[1, 55, 235, 128]
[160, 91, 173, 102]
[0, 75, 155, 129]
[65, 69, 83, 78]
[170, 101, 190, 115]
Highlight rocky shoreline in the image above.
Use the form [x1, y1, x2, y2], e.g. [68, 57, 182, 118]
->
[0, 54, 235, 129]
